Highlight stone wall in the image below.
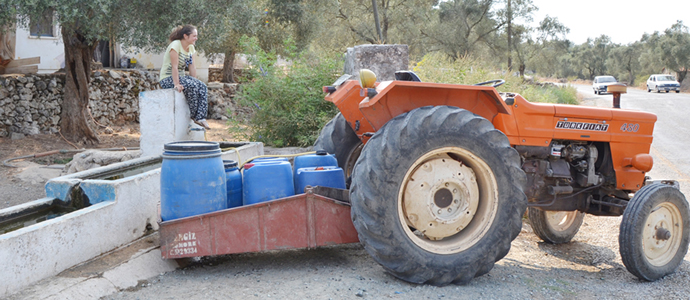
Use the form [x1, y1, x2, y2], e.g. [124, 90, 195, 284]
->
[207, 82, 239, 121]
[343, 44, 409, 81]
[0, 70, 239, 137]
[208, 67, 248, 83]
[88, 70, 159, 128]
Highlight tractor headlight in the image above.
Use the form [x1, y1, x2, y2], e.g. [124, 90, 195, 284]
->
[359, 69, 377, 88]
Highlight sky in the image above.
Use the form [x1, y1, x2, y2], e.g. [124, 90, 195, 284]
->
[528, 0, 690, 45]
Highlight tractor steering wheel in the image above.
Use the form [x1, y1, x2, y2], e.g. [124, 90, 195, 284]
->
[474, 79, 505, 88]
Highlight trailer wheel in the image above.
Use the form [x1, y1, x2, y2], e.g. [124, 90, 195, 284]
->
[528, 208, 584, 244]
[619, 183, 690, 281]
[350, 106, 527, 285]
[314, 113, 363, 179]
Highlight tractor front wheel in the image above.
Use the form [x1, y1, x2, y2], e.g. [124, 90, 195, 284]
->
[350, 106, 527, 285]
[619, 183, 690, 281]
[528, 208, 584, 244]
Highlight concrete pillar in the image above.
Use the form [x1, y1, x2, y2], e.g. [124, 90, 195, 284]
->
[138, 89, 205, 157]
[343, 44, 409, 81]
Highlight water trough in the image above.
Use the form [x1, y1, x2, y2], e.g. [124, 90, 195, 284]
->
[0, 142, 263, 298]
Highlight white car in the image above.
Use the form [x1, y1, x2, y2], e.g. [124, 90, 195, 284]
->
[592, 76, 617, 95]
[647, 74, 680, 93]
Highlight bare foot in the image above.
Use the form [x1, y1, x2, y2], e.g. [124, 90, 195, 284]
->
[194, 119, 211, 130]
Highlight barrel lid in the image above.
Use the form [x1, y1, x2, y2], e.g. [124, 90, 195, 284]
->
[315, 149, 328, 155]
[223, 160, 238, 168]
[164, 141, 220, 151]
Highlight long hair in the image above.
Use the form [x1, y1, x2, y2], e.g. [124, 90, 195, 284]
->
[169, 25, 196, 42]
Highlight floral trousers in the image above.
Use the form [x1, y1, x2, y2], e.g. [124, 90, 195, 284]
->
[159, 75, 208, 121]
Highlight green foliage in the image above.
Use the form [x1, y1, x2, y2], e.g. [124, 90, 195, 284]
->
[658, 21, 690, 83]
[635, 74, 650, 89]
[413, 52, 577, 105]
[53, 157, 73, 165]
[230, 38, 342, 147]
[606, 43, 641, 85]
[195, 1, 261, 58]
[519, 84, 578, 105]
[572, 35, 612, 80]
[0, 0, 219, 52]
[429, 0, 501, 60]
[306, 0, 435, 59]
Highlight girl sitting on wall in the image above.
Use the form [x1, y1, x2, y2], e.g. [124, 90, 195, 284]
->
[159, 25, 210, 130]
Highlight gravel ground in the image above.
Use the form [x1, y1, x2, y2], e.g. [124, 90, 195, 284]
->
[100, 93, 690, 300]
[2, 111, 689, 299]
[100, 215, 690, 300]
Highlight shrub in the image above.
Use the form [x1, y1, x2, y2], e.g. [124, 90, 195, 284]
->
[635, 74, 650, 89]
[412, 52, 578, 105]
[229, 37, 342, 147]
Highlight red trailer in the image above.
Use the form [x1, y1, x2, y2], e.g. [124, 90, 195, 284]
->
[159, 187, 358, 259]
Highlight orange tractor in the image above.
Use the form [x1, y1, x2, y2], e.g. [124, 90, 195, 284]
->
[314, 70, 689, 285]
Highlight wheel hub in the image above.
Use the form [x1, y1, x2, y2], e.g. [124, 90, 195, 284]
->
[434, 188, 453, 208]
[545, 211, 580, 232]
[656, 227, 672, 241]
[643, 202, 683, 266]
[403, 156, 479, 240]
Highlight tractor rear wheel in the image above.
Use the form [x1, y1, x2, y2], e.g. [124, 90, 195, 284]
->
[349, 106, 527, 285]
[528, 208, 584, 244]
[619, 183, 690, 281]
[314, 113, 363, 180]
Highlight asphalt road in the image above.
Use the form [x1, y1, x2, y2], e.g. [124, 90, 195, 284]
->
[572, 84, 690, 198]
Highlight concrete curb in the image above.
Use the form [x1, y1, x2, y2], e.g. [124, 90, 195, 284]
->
[8, 233, 178, 300]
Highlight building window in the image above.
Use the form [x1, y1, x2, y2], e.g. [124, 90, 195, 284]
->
[30, 9, 55, 37]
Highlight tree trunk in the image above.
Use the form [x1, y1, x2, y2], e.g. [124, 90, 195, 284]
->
[507, 0, 512, 71]
[221, 50, 236, 83]
[677, 70, 687, 84]
[60, 27, 99, 144]
[519, 63, 525, 78]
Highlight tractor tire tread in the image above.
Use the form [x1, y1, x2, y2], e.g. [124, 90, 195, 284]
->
[619, 183, 690, 281]
[350, 106, 527, 286]
[314, 113, 362, 171]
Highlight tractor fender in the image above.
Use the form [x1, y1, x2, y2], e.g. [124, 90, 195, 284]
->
[358, 80, 510, 131]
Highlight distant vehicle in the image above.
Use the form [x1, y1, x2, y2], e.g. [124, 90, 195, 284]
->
[647, 74, 680, 93]
[592, 76, 617, 95]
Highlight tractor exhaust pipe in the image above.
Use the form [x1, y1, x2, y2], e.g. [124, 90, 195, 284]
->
[548, 185, 573, 195]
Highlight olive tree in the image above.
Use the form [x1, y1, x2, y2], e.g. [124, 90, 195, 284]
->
[497, 0, 536, 71]
[606, 43, 641, 85]
[658, 21, 690, 84]
[0, 0, 213, 144]
[424, 0, 504, 61]
[522, 16, 570, 78]
[195, 1, 261, 83]
[572, 35, 612, 79]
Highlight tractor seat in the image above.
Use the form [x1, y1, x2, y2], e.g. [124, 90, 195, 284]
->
[395, 71, 422, 82]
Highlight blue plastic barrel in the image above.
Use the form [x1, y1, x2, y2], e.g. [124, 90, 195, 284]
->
[223, 160, 243, 209]
[243, 161, 294, 205]
[160, 141, 227, 221]
[295, 166, 346, 193]
[252, 157, 289, 164]
[293, 150, 338, 193]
